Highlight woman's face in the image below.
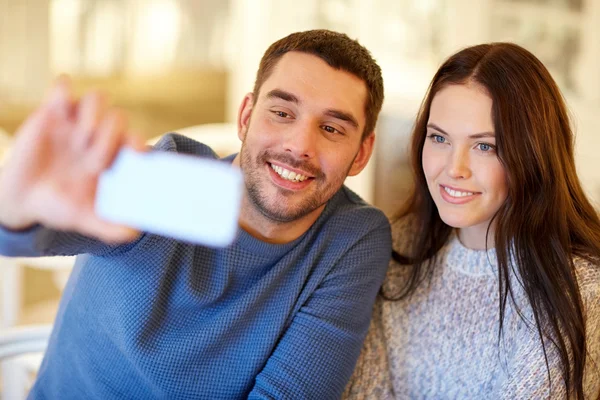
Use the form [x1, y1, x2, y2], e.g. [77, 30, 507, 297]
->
[422, 83, 508, 248]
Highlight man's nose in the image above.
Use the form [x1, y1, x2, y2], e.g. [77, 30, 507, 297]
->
[282, 119, 318, 159]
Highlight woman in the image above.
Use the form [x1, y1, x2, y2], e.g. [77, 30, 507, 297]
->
[344, 43, 600, 399]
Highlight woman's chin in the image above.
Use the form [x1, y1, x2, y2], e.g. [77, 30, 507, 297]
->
[438, 214, 471, 229]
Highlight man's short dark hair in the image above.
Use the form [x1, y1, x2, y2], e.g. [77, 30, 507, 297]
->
[253, 29, 384, 140]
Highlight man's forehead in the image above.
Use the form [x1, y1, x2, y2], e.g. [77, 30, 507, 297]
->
[265, 51, 365, 88]
[258, 52, 368, 123]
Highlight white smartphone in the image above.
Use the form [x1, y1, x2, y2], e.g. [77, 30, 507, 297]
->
[95, 149, 243, 247]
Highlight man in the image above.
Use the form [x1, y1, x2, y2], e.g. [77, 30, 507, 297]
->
[0, 30, 391, 399]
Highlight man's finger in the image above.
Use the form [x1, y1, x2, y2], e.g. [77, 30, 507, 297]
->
[87, 109, 128, 172]
[13, 106, 54, 143]
[125, 133, 149, 153]
[45, 76, 75, 120]
[73, 92, 107, 152]
[77, 212, 141, 244]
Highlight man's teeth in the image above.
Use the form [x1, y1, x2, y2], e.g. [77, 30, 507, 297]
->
[271, 164, 308, 182]
[444, 186, 474, 197]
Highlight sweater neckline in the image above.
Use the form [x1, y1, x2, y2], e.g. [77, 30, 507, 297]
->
[223, 151, 317, 257]
[232, 189, 346, 257]
[234, 226, 307, 258]
[444, 231, 497, 277]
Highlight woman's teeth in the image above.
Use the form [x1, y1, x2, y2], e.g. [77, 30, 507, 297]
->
[444, 186, 474, 197]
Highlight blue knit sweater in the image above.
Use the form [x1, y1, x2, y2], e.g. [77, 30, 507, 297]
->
[0, 134, 392, 400]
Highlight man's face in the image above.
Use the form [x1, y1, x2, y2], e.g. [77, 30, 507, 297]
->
[237, 51, 374, 223]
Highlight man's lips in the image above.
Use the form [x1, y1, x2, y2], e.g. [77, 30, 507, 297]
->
[268, 161, 315, 181]
[267, 162, 315, 190]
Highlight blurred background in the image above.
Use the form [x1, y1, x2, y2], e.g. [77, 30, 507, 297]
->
[0, 0, 599, 397]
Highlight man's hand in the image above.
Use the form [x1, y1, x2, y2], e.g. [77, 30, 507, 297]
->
[0, 77, 145, 243]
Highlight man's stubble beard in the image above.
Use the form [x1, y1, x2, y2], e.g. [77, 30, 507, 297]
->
[239, 139, 353, 224]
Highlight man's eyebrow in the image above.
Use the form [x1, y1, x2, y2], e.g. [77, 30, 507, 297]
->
[325, 109, 359, 129]
[266, 89, 359, 129]
[427, 123, 495, 139]
[266, 89, 300, 104]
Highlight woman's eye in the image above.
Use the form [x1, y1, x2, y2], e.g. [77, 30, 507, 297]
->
[428, 134, 446, 144]
[477, 143, 495, 152]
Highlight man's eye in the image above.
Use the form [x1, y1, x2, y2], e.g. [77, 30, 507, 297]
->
[322, 125, 340, 135]
[273, 111, 290, 118]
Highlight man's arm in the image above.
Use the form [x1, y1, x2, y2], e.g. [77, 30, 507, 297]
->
[0, 224, 137, 258]
[248, 222, 392, 399]
[0, 79, 144, 257]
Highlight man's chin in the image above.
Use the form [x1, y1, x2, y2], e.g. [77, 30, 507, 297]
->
[246, 178, 332, 223]
[259, 205, 311, 224]
[254, 197, 324, 224]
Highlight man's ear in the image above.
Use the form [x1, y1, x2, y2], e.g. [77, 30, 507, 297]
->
[237, 93, 254, 142]
[347, 132, 376, 177]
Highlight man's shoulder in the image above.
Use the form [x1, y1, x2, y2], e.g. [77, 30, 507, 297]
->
[323, 186, 390, 238]
[152, 132, 220, 160]
[308, 187, 391, 278]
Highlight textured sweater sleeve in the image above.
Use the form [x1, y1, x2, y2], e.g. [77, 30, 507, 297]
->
[497, 325, 568, 399]
[0, 224, 136, 257]
[248, 221, 392, 400]
[342, 297, 394, 399]
[496, 257, 600, 399]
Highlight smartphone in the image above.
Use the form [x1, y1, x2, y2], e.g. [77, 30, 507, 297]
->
[95, 149, 243, 247]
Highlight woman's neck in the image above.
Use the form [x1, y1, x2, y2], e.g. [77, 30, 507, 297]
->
[457, 223, 495, 250]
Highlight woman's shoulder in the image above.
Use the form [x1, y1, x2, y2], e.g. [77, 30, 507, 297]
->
[572, 256, 600, 396]
[382, 214, 420, 297]
[389, 213, 419, 256]
[573, 255, 600, 305]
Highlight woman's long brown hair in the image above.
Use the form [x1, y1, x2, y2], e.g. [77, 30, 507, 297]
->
[392, 43, 600, 398]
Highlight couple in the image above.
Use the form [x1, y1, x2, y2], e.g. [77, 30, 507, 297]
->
[0, 30, 598, 399]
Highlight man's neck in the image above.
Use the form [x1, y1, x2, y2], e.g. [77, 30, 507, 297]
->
[238, 195, 326, 244]
[231, 153, 327, 244]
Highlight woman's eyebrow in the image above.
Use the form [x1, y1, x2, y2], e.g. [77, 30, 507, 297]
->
[427, 123, 494, 139]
